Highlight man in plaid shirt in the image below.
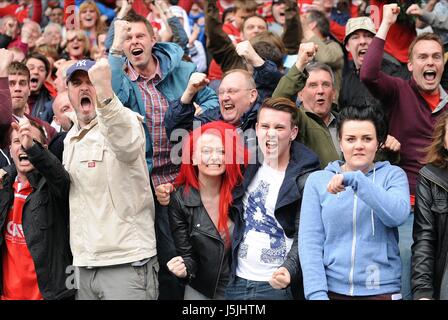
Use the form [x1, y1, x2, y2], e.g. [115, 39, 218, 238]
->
[109, 11, 218, 299]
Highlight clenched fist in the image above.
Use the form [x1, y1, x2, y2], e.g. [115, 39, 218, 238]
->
[0, 49, 14, 77]
[236, 40, 264, 67]
[167, 256, 187, 278]
[296, 42, 318, 71]
[87, 58, 114, 102]
[382, 3, 400, 27]
[112, 19, 132, 51]
[383, 135, 401, 152]
[327, 173, 346, 194]
[269, 267, 291, 289]
[155, 183, 174, 206]
[11, 118, 35, 150]
[181, 72, 210, 104]
[405, 4, 423, 17]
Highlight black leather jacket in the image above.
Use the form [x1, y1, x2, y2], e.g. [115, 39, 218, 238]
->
[0, 143, 74, 300]
[412, 164, 448, 300]
[168, 185, 231, 299]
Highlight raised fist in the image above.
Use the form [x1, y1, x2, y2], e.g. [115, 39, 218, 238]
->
[0, 48, 14, 76]
[186, 72, 209, 95]
[117, 0, 134, 19]
[382, 3, 400, 26]
[87, 58, 113, 102]
[296, 42, 318, 71]
[406, 4, 423, 17]
[11, 118, 34, 150]
[113, 19, 132, 49]
[236, 40, 264, 67]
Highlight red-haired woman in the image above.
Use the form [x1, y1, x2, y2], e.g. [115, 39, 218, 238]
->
[165, 121, 247, 300]
[412, 111, 448, 300]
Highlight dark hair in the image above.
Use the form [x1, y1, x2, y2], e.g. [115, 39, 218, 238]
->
[222, 6, 236, 24]
[252, 41, 283, 69]
[8, 61, 30, 81]
[26, 52, 51, 77]
[250, 30, 286, 55]
[258, 97, 299, 129]
[306, 9, 330, 38]
[337, 106, 388, 149]
[424, 111, 448, 169]
[123, 9, 154, 37]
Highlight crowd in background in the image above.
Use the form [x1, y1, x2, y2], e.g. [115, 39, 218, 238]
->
[0, 0, 447, 301]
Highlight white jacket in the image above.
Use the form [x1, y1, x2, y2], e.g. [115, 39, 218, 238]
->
[63, 95, 156, 267]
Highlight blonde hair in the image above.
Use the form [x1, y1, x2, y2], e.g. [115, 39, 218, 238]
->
[65, 29, 91, 57]
[79, 0, 107, 34]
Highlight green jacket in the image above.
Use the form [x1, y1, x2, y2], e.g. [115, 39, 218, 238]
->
[273, 65, 400, 167]
[272, 65, 340, 169]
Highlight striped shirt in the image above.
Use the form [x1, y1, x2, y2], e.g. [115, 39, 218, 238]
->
[126, 58, 179, 187]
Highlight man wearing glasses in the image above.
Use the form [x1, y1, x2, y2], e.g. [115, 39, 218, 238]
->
[165, 69, 260, 143]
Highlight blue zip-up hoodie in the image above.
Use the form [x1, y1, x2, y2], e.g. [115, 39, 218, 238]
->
[299, 160, 411, 300]
[109, 41, 218, 172]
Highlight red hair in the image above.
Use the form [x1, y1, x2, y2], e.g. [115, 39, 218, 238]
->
[174, 121, 248, 246]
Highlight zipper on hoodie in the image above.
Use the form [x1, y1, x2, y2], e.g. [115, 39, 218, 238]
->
[348, 192, 358, 296]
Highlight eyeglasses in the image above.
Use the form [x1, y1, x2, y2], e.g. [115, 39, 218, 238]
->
[67, 37, 83, 43]
[217, 88, 252, 96]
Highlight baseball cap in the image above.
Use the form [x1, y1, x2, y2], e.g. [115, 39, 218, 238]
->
[344, 17, 376, 44]
[66, 59, 96, 84]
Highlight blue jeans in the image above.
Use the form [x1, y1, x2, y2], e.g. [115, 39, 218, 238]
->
[225, 276, 293, 300]
[398, 213, 414, 300]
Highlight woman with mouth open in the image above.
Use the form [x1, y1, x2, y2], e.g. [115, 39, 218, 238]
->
[63, 30, 91, 61]
[165, 121, 248, 300]
[299, 106, 411, 300]
[78, 0, 108, 47]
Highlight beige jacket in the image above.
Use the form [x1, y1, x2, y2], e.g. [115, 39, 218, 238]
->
[63, 95, 156, 267]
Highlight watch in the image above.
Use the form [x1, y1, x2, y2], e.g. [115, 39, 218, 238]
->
[109, 47, 123, 56]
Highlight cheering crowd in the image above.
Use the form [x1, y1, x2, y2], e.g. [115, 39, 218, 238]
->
[0, 0, 447, 301]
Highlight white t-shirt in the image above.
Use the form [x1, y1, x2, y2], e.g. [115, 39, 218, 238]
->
[236, 162, 293, 281]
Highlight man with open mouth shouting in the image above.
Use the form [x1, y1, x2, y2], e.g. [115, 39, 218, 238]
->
[108, 8, 218, 300]
[63, 59, 157, 300]
[339, 16, 410, 115]
[0, 118, 73, 300]
[360, 3, 448, 300]
[25, 52, 55, 124]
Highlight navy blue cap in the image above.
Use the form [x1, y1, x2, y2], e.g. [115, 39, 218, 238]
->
[66, 59, 96, 83]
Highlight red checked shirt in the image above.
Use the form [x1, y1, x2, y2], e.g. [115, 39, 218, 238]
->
[126, 58, 179, 187]
[1, 178, 43, 300]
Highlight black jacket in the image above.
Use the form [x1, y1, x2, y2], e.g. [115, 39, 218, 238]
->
[339, 59, 410, 111]
[0, 142, 74, 300]
[412, 164, 448, 300]
[229, 141, 320, 299]
[169, 185, 231, 299]
[29, 88, 54, 124]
